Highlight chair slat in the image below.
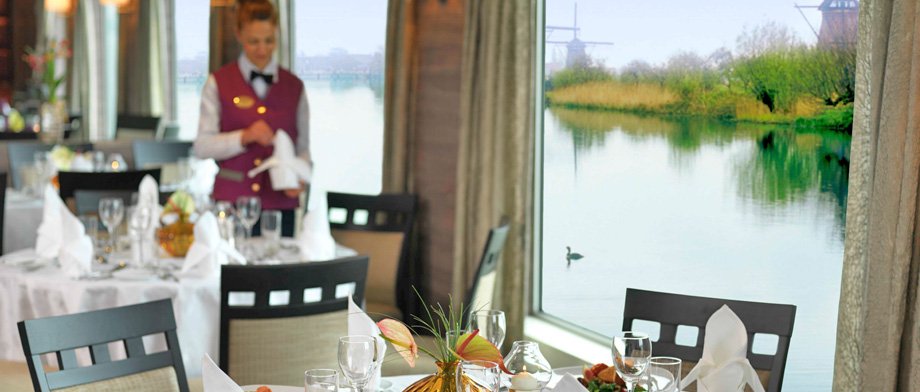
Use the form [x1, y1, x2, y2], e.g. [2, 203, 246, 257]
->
[125, 337, 146, 358]
[57, 349, 78, 370]
[45, 351, 175, 390]
[90, 343, 110, 364]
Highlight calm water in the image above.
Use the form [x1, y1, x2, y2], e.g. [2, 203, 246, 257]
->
[540, 107, 849, 391]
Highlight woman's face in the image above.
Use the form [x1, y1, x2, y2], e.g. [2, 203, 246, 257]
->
[237, 20, 276, 70]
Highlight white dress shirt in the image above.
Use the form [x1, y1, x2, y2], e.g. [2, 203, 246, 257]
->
[193, 55, 312, 168]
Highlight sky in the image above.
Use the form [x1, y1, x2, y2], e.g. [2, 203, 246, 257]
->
[546, 0, 826, 69]
[176, 0, 827, 67]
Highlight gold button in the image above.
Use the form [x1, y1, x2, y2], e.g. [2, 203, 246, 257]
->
[256, 106, 267, 114]
[232, 97, 241, 104]
[254, 158, 262, 166]
[251, 183, 261, 192]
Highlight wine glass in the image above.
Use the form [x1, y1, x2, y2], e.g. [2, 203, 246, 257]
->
[98, 198, 125, 258]
[612, 332, 652, 392]
[469, 310, 506, 348]
[457, 360, 500, 392]
[337, 335, 379, 392]
[128, 206, 152, 269]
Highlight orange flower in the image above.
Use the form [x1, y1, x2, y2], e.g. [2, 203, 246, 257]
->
[377, 319, 418, 368]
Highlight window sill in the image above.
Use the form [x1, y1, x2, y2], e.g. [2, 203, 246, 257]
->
[524, 315, 610, 365]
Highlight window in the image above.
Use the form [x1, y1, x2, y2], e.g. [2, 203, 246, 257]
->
[537, 1, 855, 390]
[174, 1, 210, 140]
[293, 2, 386, 195]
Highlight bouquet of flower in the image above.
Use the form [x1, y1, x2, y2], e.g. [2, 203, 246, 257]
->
[23, 39, 71, 104]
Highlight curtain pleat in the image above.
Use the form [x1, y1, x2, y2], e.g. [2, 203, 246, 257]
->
[381, 0, 417, 194]
[833, 0, 920, 390]
[454, 0, 535, 346]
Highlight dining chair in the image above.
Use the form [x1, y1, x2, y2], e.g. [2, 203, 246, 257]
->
[0, 172, 7, 253]
[6, 142, 93, 189]
[115, 114, 161, 140]
[463, 222, 510, 324]
[622, 288, 796, 392]
[131, 140, 192, 169]
[57, 169, 160, 201]
[219, 255, 370, 386]
[327, 192, 417, 320]
[73, 190, 136, 216]
[17, 299, 189, 392]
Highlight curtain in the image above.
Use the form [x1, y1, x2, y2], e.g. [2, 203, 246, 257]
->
[71, 0, 113, 141]
[833, 0, 920, 390]
[118, 0, 174, 124]
[453, 0, 536, 346]
[381, 0, 417, 194]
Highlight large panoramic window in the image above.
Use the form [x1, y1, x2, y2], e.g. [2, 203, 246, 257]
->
[174, 1, 210, 140]
[538, 0, 855, 390]
[293, 2, 386, 195]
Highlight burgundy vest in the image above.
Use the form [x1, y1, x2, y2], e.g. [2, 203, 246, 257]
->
[212, 62, 303, 210]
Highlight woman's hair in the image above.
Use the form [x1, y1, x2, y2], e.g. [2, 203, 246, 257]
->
[236, 0, 278, 30]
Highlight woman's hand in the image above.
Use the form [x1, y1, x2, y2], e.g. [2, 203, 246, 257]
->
[241, 120, 274, 146]
[284, 181, 306, 198]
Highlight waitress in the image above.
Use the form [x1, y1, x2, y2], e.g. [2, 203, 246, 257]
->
[194, 0, 310, 237]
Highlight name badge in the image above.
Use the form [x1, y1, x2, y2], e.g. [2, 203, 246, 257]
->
[233, 95, 255, 109]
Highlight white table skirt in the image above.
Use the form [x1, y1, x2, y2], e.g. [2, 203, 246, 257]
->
[3, 189, 43, 254]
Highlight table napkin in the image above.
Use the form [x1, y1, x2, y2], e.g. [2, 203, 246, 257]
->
[202, 353, 243, 392]
[247, 131, 312, 190]
[349, 295, 386, 390]
[137, 175, 163, 260]
[552, 373, 589, 392]
[299, 187, 336, 261]
[680, 305, 765, 392]
[180, 212, 245, 278]
[34, 185, 94, 278]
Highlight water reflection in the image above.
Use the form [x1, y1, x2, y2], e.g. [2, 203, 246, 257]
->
[548, 107, 850, 236]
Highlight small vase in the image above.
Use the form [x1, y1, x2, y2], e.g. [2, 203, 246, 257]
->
[403, 361, 491, 392]
[39, 100, 66, 144]
[156, 214, 195, 257]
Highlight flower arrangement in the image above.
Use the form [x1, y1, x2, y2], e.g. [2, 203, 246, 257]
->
[23, 39, 71, 104]
[377, 299, 509, 392]
[157, 190, 196, 257]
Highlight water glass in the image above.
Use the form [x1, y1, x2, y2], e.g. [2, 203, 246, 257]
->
[78, 215, 101, 262]
[647, 357, 681, 392]
[304, 369, 338, 392]
[456, 360, 500, 392]
[612, 332, 652, 392]
[98, 198, 125, 257]
[469, 310, 506, 348]
[235, 196, 261, 238]
[337, 335, 379, 392]
[128, 206, 152, 268]
[92, 151, 107, 172]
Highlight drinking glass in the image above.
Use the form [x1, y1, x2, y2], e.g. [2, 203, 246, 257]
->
[128, 206, 152, 268]
[214, 201, 235, 239]
[92, 151, 107, 172]
[456, 360, 500, 392]
[235, 196, 261, 238]
[78, 215, 102, 263]
[337, 335, 379, 392]
[98, 198, 125, 257]
[260, 209, 282, 258]
[612, 332, 652, 392]
[647, 357, 681, 392]
[469, 310, 506, 348]
[304, 369, 338, 392]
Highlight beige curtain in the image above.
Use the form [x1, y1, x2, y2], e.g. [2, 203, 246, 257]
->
[71, 0, 114, 141]
[118, 0, 173, 121]
[833, 0, 920, 390]
[381, 0, 417, 194]
[453, 0, 536, 346]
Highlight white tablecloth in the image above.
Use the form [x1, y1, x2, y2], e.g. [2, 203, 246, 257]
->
[3, 189, 43, 253]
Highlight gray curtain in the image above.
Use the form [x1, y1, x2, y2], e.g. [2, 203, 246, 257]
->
[833, 0, 920, 390]
[71, 0, 113, 141]
[381, 0, 417, 194]
[118, 0, 174, 125]
[453, 0, 536, 346]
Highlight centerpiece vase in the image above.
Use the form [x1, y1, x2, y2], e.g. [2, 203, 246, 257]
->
[403, 361, 489, 392]
[157, 213, 195, 257]
[39, 100, 66, 144]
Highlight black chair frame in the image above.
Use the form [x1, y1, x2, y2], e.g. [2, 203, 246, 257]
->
[219, 255, 370, 372]
[17, 299, 189, 392]
[116, 114, 161, 139]
[57, 168, 161, 200]
[326, 192, 417, 319]
[622, 288, 796, 392]
[132, 140, 192, 169]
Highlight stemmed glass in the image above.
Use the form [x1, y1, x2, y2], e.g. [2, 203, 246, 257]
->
[337, 335, 379, 392]
[469, 310, 506, 348]
[235, 196, 261, 257]
[128, 206, 152, 269]
[612, 332, 652, 392]
[98, 198, 125, 259]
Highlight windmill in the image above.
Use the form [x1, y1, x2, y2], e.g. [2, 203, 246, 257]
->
[546, 3, 614, 68]
[795, 0, 859, 48]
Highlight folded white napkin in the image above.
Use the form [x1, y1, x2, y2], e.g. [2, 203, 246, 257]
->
[348, 296, 386, 390]
[552, 373, 589, 392]
[247, 131, 312, 190]
[34, 185, 94, 278]
[299, 187, 336, 261]
[202, 353, 243, 392]
[680, 305, 765, 392]
[137, 175, 163, 260]
[180, 212, 245, 278]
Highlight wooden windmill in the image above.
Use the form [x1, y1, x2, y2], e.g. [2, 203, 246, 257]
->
[795, 0, 859, 48]
[546, 3, 614, 68]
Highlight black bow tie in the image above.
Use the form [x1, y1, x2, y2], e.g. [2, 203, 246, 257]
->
[250, 70, 274, 84]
